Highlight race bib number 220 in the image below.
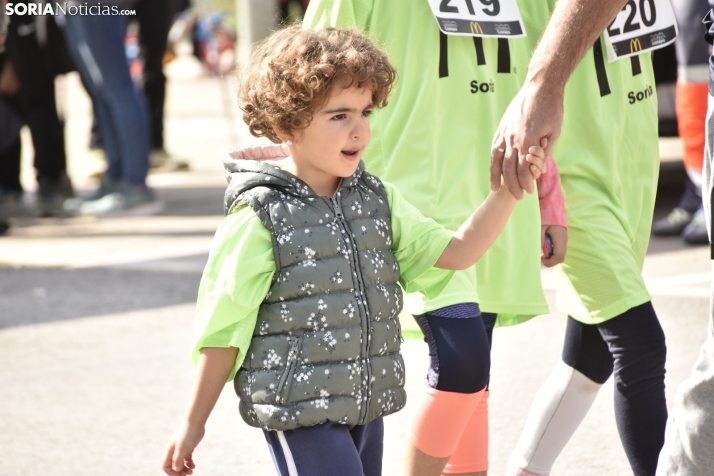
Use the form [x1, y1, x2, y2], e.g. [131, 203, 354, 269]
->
[604, 0, 678, 62]
[426, 0, 526, 38]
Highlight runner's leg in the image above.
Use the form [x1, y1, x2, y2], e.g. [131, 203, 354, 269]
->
[406, 305, 491, 476]
[441, 312, 496, 476]
[506, 317, 613, 476]
[597, 301, 667, 476]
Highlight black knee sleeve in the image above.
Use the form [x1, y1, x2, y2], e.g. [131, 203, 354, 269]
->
[415, 312, 491, 393]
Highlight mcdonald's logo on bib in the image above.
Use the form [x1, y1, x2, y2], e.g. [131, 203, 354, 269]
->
[470, 22, 483, 35]
[629, 38, 643, 53]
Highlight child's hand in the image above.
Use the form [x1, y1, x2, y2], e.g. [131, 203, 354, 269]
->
[162, 423, 204, 476]
[525, 138, 548, 181]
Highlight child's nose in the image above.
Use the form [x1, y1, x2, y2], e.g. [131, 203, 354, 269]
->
[352, 119, 368, 138]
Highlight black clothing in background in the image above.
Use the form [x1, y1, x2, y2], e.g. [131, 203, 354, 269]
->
[5, 14, 73, 181]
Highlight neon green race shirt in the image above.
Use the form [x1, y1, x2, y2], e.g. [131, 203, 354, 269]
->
[535, 2, 659, 324]
[307, 0, 660, 325]
[305, 0, 549, 328]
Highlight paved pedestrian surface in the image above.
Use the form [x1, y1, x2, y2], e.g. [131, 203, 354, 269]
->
[1, 48, 710, 475]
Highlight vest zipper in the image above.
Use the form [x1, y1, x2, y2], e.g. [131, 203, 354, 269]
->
[276, 336, 302, 405]
[330, 193, 373, 425]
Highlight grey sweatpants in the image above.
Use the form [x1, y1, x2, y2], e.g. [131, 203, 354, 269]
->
[655, 93, 714, 475]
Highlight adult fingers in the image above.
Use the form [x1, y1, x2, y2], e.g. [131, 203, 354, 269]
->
[502, 140, 524, 199]
[513, 130, 544, 195]
[542, 130, 559, 158]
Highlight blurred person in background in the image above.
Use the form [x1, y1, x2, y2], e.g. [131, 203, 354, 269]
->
[0, 1, 23, 234]
[0, 0, 5, 44]
[62, 0, 162, 216]
[87, 0, 190, 172]
[652, 0, 710, 244]
[134, 0, 189, 170]
[0, 49, 22, 209]
[2, 6, 75, 217]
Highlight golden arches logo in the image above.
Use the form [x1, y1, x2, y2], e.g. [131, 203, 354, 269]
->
[470, 22, 483, 35]
[629, 38, 643, 53]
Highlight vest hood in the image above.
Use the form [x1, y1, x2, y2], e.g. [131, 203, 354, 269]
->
[223, 144, 366, 215]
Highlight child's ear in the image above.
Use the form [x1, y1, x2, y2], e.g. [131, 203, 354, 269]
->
[271, 122, 294, 145]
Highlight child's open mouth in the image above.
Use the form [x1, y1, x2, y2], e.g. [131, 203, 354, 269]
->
[342, 149, 360, 160]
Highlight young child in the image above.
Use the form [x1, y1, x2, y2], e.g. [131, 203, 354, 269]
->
[161, 26, 544, 476]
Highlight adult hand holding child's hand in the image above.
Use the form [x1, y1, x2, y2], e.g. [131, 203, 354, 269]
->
[490, 82, 564, 199]
[525, 141, 548, 182]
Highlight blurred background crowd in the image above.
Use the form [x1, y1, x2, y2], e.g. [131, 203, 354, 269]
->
[0, 0, 709, 247]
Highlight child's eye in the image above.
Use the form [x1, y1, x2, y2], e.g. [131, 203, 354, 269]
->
[363, 109, 373, 117]
[331, 114, 346, 121]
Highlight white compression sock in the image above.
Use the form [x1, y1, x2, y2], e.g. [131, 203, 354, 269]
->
[506, 361, 603, 476]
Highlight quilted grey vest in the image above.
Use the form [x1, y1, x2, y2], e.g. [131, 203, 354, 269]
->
[223, 145, 406, 431]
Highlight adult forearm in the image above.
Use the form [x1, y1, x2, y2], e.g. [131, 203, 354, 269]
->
[527, 0, 628, 92]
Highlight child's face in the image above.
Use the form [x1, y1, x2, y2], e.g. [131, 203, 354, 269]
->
[286, 85, 373, 196]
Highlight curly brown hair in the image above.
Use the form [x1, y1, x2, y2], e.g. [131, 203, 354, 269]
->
[237, 25, 397, 143]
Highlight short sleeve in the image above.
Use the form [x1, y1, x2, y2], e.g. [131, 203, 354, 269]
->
[192, 206, 276, 381]
[384, 182, 455, 298]
[303, 0, 373, 29]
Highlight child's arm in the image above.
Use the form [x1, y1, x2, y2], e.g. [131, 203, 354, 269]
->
[435, 145, 545, 270]
[162, 346, 239, 476]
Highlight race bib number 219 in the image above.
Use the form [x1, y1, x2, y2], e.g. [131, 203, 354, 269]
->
[426, 0, 526, 38]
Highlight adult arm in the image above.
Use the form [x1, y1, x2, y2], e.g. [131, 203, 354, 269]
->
[490, 0, 628, 199]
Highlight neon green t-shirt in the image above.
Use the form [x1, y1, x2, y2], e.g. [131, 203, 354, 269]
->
[193, 182, 454, 380]
[520, 0, 659, 324]
[305, 0, 549, 327]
